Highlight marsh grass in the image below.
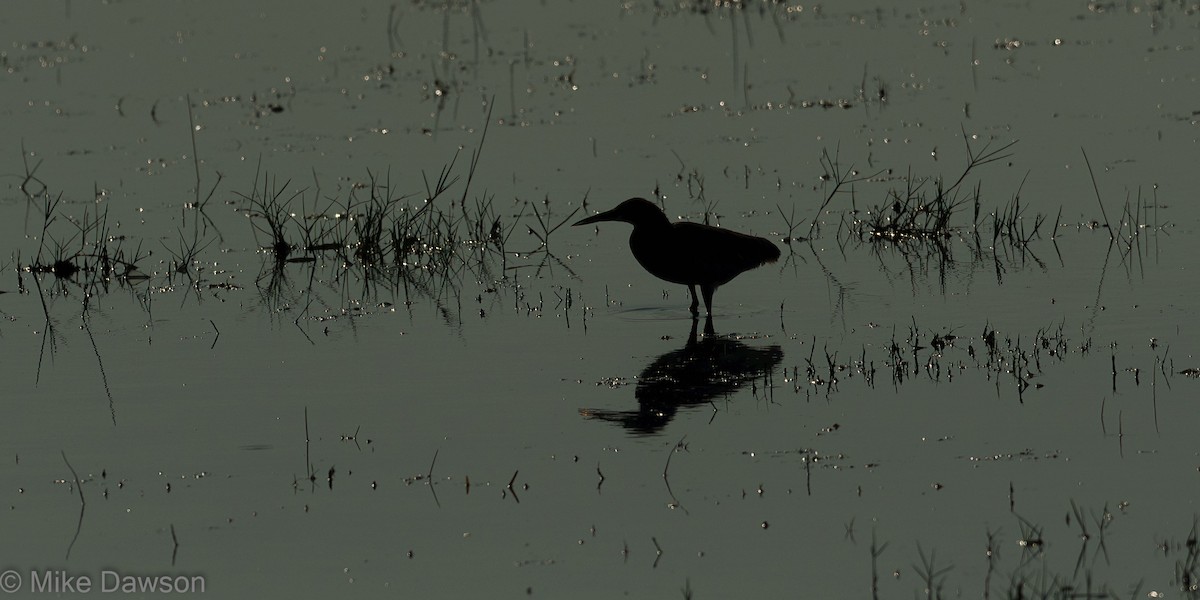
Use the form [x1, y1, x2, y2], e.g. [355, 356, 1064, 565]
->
[9, 155, 136, 420]
[1079, 149, 1167, 276]
[864, 505, 1200, 599]
[505, 194, 581, 281]
[183, 94, 224, 239]
[238, 164, 303, 263]
[21, 179, 148, 301]
[856, 134, 1018, 246]
[235, 102, 527, 325]
[775, 134, 1087, 294]
[1167, 520, 1200, 597]
[781, 315, 1173, 410]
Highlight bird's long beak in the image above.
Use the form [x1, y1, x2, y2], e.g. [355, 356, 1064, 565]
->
[572, 209, 618, 227]
[573, 205, 628, 225]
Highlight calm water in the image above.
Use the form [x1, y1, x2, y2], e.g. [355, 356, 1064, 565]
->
[2, 1, 1199, 598]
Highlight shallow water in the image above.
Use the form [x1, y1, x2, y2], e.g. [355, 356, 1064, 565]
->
[2, 1, 1200, 598]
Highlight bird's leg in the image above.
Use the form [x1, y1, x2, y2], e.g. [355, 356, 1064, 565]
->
[688, 285, 700, 317]
[703, 314, 715, 336]
[700, 283, 715, 316]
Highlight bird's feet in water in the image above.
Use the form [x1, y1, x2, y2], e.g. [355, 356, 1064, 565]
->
[686, 315, 717, 344]
[686, 316, 710, 345]
[687, 283, 716, 318]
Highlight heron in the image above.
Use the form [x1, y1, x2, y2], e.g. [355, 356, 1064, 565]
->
[573, 197, 780, 317]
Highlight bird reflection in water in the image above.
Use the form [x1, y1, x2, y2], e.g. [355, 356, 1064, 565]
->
[580, 319, 784, 435]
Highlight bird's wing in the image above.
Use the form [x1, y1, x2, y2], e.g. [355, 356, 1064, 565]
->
[674, 223, 780, 285]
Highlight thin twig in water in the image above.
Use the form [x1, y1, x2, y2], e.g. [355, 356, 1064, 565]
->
[427, 448, 439, 479]
[81, 313, 116, 426]
[62, 451, 86, 560]
[303, 406, 313, 483]
[505, 470, 520, 504]
[1080, 148, 1114, 239]
[662, 436, 688, 513]
[870, 529, 888, 600]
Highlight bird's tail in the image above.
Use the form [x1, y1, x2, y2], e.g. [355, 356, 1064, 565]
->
[758, 237, 782, 265]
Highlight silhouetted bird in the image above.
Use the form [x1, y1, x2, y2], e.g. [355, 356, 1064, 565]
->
[573, 198, 780, 317]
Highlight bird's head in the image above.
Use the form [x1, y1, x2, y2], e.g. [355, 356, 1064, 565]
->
[573, 198, 670, 228]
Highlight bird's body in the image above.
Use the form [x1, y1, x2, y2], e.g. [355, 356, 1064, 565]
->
[573, 198, 779, 317]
